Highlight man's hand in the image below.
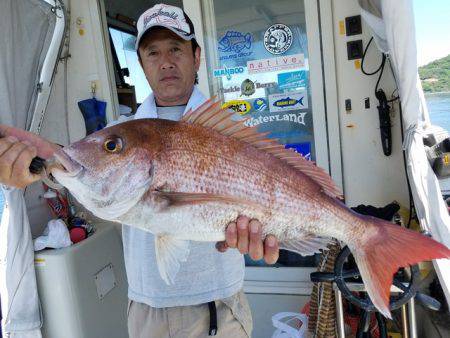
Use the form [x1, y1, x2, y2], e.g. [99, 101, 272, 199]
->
[0, 136, 40, 189]
[216, 216, 279, 264]
[0, 124, 59, 189]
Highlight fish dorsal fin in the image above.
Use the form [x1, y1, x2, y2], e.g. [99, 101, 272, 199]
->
[182, 99, 342, 198]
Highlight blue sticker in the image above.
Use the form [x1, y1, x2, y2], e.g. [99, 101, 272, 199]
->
[268, 90, 308, 112]
[213, 65, 245, 80]
[273, 96, 304, 108]
[285, 142, 311, 161]
[253, 98, 268, 111]
[278, 71, 307, 90]
[218, 31, 253, 60]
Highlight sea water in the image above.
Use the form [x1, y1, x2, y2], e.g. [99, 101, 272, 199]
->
[426, 92, 450, 132]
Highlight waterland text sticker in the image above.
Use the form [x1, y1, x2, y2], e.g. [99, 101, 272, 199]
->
[268, 90, 308, 113]
[244, 112, 307, 127]
[222, 100, 251, 115]
[278, 71, 307, 90]
[218, 31, 253, 60]
[213, 65, 245, 80]
[247, 54, 305, 74]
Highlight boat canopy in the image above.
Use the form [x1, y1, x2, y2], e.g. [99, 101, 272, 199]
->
[358, 0, 450, 304]
[0, 1, 65, 337]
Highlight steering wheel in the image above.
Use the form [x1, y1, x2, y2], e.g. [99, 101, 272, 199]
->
[311, 246, 420, 312]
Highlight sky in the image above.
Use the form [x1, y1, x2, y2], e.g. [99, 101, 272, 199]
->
[413, 0, 450, 66]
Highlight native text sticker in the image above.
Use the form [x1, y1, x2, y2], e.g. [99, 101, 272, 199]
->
[268, 89, 308, 113]
[218, 31, 253, 60]
[264, 24, 293, 55]
[247, 54, 305, 74]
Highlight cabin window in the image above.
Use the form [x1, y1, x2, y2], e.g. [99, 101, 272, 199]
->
[200, 0, 331, 269]
[108, 26, 151, 109]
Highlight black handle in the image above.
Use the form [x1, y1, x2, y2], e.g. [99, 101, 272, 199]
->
[376, 89, 392, 156]
[29, 156, 46, 175]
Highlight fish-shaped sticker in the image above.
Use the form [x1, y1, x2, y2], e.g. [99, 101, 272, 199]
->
[269, 90, 309, 112]
[218, 31, 252, 54]
[273, 96, 304, 108]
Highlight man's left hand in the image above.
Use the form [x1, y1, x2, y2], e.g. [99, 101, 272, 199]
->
[216, 216, 279, 264]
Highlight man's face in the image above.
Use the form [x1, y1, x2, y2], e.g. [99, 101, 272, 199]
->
[138, 28, 200, 106]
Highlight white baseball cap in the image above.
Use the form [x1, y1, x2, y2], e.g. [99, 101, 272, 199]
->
[135, 3, 196, 50]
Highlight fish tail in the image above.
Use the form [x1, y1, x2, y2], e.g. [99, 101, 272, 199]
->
[350, 216, 450, 318]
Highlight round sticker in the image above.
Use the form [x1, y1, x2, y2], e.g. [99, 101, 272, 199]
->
[241, 79, 255, 96]
[263, 24, 293, 55]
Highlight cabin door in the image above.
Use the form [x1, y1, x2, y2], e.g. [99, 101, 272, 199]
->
[184, 0, 341, 335]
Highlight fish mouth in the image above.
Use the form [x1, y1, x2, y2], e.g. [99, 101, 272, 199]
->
[50, 148, 84, 177]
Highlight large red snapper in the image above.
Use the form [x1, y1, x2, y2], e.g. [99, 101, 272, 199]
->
[3, 100, 448, 318]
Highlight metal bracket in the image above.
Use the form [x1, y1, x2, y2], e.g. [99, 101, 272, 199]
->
[50, 1, 64, 19]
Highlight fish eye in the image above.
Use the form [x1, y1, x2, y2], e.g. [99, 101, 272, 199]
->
[103, 137, 123, 153]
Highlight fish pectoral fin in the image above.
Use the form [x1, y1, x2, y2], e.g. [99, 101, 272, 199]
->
[153, 190, 257, 208]
[280, 235, 331, 256]
[155, 235, 190, 285]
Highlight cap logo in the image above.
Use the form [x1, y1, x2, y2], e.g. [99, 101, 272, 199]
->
[143, 7, 184, 31]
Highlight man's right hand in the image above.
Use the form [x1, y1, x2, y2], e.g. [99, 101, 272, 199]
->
[0, 136, 41, 189]
[0, 124, 60, 189]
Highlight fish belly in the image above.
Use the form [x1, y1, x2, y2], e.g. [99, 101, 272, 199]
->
[121, 195, 350, 245]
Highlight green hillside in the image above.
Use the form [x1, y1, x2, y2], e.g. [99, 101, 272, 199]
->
[419, 54, 450, 93]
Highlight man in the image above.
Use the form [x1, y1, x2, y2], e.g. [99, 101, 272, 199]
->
[0, 3, 279, 338]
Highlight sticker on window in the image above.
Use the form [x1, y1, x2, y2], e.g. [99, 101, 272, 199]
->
[253, 98, 268, 112]
[268, 90, 308, 112]
[222, 100, 251, 115]
[213, 65, 245, 80]
[264, 24, 293, 55]
[285, 142, 311, 161]
[241, 79, 256, 96]
[244, 112, 307, 127]
[218, 31, 253, 60]
[278, 71, 307, 90]
[247, 54, 305, 74]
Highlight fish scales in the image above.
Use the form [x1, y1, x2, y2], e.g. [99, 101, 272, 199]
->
[151, 122, 347, 239]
